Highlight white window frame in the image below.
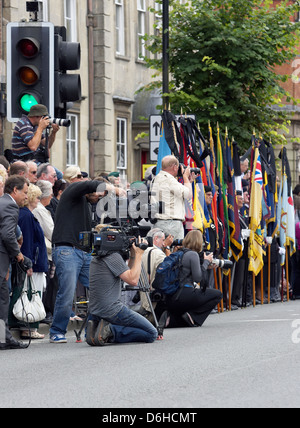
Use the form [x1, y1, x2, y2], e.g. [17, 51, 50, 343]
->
[117, 117, 127, 174]
[137, 0, 146, 58]
[116, 0, 125, 56]
[41, 0, 49, 21]
[64, 0, 77, 42]
[66, 113, 79, 166]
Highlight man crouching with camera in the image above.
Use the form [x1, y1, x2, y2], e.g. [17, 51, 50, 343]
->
[86, 233, 158, 346]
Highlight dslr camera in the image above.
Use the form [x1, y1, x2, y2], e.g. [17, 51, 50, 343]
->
[200, 252, 233, 269]
[79, 226, 148, 258]
[178, 164, 201, 177]
[43, 115, 71, 128]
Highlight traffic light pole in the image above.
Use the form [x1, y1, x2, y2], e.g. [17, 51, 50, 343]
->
[162, 0, 169, 108]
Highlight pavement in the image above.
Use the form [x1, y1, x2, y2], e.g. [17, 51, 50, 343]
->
[3, 300, 300, 408]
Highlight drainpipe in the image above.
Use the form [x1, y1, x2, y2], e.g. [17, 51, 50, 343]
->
[87, 0, 95, 178]
[0, 0, 5, 155]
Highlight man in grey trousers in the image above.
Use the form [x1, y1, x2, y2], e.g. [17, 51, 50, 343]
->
[0, 175, 29, 350]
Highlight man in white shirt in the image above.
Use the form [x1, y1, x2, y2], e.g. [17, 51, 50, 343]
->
[151, 155, 192, 239]
[140, 228, 173, 317]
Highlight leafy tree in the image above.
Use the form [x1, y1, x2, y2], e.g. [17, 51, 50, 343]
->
[143, 0, 300, 149]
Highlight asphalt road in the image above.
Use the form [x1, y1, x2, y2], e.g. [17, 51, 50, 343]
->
[1, 300, 300, 409]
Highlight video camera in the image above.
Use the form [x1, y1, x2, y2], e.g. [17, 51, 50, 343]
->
[79, 226, 149, 258]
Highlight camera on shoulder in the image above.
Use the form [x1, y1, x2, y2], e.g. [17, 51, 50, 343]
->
[79, 226, 149, 258]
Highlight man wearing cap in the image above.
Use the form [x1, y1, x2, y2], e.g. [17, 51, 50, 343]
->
[12, 104, 60, 162]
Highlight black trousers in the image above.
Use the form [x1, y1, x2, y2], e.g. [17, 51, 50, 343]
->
[165, 287, 223, 327]
[0, 276, 13, 343]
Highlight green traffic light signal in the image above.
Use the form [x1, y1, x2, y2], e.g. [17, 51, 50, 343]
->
[19, 93, 39, 112]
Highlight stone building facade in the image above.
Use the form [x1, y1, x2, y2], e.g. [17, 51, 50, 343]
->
[1, 0, 161, 182]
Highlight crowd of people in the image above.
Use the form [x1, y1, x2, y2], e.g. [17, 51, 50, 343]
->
[0, 104, 299, 350]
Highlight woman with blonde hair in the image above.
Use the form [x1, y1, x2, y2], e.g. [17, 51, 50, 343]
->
[16, 183, 48, 339]
[161, 229, 223, 328]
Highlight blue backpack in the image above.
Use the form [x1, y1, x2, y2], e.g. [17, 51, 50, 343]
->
[152, 250, 187, 296]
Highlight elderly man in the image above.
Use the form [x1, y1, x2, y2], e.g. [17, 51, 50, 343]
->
[37, 163, 58, 186]
[151, 155, 192, 240]
[26, 161, 38, 184]
[8, 161, 29, 177]
[12, 104, 59, 162]
[0, 175, 29, 350]
[139, 228, 174, 318]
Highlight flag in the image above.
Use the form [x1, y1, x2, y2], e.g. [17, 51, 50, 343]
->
[216, 125, 229, 258]
[248, 148, 265, 275]
[277, 147, 296, 263]
[156, 119, 171, 175]
[225, 131, 243, 261]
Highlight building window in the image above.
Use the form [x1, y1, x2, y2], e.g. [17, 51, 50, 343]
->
[66, 114, 78, 166]
[117, 117, 127, 174]
[64, 0, 77, 42]
[116, 0, 125, 56]
[137, 0, 146, 58]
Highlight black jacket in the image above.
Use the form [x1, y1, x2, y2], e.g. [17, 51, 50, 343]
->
[52, 181, 104, 250]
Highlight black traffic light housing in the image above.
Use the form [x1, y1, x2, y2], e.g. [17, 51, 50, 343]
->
[54, 26, 81, 118]
[7, 22, 54, 122]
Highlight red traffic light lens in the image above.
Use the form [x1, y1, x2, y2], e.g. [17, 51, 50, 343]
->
[17, 38, 40, 58]
[19, 66, 39, 85]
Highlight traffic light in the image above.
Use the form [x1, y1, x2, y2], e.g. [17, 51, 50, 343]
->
[54, 26, 81, 118]
[7, 22, 54, 122]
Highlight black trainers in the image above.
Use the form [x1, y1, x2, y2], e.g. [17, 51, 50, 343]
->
[86, 320, 99, 346]
[94, 319, 112, 346]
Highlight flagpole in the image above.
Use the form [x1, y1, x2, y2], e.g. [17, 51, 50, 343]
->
[286, 249, 290, 302]
[268, 244, 271, 303]
[162, 0, 169, 107]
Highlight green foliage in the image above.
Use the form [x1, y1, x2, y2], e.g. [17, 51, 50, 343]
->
[142, 0, 300, 149]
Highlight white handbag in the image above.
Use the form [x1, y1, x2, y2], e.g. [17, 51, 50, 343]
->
[13, 275, 46, 323]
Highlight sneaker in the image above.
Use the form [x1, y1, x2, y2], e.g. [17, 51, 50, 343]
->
[49, 334, 67, 343]
[94, 319, 112, 346]
[86, 320, 99, 346]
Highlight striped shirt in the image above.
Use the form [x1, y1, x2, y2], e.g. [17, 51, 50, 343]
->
[12, 115, 41, 158]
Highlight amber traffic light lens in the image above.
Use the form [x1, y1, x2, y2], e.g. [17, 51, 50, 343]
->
[19, 66, 39, 85]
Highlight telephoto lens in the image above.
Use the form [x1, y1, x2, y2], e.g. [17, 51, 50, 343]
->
[49, 118, 71, 127]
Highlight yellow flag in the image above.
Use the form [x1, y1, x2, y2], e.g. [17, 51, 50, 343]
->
[248, 148, 265, 276]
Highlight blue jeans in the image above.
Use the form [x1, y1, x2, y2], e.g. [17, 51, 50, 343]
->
[50, 246, 92, 336]
[92, 305, 158, 344]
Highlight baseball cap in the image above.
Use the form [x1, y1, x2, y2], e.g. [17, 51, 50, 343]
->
[63, 166, 82, 182]
[28, 104, 49, 117]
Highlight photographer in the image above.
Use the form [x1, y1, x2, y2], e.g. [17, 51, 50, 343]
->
[50, 180, 111, 343]
[139, 228, 174, 318]
[86, 233, 158, 346]
[150, 155, 192, 240]
[12, 104, 59, 162]
[161, 230, 223, 328]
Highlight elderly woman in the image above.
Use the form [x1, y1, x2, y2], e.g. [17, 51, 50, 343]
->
[17, 184, 48, 339]
[33, 180, 54, 254]
[0, 167, 8, 197]
[33, 180, 56, 322]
